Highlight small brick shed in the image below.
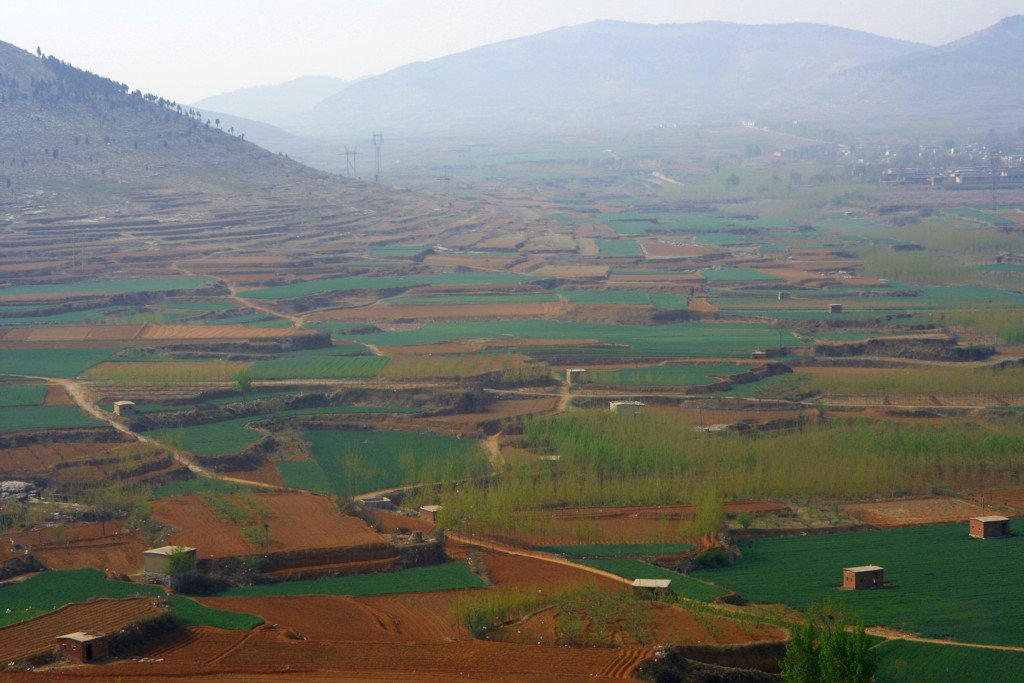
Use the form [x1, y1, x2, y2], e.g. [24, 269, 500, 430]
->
[843, 565, 884, 590]
[419, 505, 442, 523]
[55, 631, 108, 663]
[970, 515, 1010, 539]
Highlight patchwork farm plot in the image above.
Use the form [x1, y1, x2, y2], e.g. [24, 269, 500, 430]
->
[4, 117, 1024, 683]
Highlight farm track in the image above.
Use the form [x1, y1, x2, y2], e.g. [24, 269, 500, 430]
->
[866, 627, 1024, 653]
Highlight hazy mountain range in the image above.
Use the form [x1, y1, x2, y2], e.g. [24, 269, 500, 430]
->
[189, 17, 1023, 142]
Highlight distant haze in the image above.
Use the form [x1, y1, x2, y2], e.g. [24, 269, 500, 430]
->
[4, 0, 1024, 104]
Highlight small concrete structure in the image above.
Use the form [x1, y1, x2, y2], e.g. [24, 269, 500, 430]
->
[751, 350, 767, 360]
[113, 401, 136, 416]
[419, 505, 442, 523]
[566, 368, 587, 384]
[55, 631, 108, 663]
[143, 545, 196, 584]
[843, 565, 884, 590]
[632, 578, 672, 598]
[829, 303, 843, 314]
[970, 515, 1010, 539]
[360, 496, 393, 509]
[777, 292, 790, 301]
[609, 400, 645, 413]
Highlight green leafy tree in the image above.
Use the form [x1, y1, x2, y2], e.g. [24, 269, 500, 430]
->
[782, 603, 877, 683]
[781, 620, 821, 683]
[233, 369, 254, 407]
[166, 546, 196, 578]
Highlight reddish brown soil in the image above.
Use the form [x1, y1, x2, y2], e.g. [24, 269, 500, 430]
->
[43, 383, 75, 406]
[494, 601, 784, 648]
[223, 458, 285, 487]
[971, 488, 1024, 515]
[479, 552, 627, 593]
[7, 521, 150, 574]
[842, 496, 1004, 527]
[137, 627, 633, 682]
[0, 441, 170, 485]
[152, 492, 386, 558]
[0, 597, 166, 665]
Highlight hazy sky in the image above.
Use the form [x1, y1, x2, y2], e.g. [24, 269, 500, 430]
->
[5, 0, 1024, 104]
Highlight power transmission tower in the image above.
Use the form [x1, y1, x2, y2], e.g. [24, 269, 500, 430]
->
[436, 167, 452, 206]
[344, 146, 358, 179]
[372, 132, 383, 182]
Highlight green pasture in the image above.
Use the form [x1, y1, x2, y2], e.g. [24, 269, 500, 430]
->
[240, 276, 416, 299]
[148, 406, 421, 455]
[874, 639, 1024, 683]
[241, 272, 541, 300]
[0, 383, 48, 407]
[0, 569, 260, 630]
[211, 562, 486, 598]
[701, 268, 782, 282]
[0, 307, 138, 327]
[249, 354, 389, 380]
[694, 521, 1024, 646]
[332, 321, 808, 359]
[392, 293, 558, 304]
[0, 277, 214, 297]
[536, 543, 694, 558]
[575, 559, 727, 601]
[597, 240, 643, 258]
[275, 460, 331, 494]
[577, 363, 748, 387]
[293, 429, 486, 496]
[0, 348, 119, 378]
[648, 293, 688, 310]
[0, 406, 104, 432]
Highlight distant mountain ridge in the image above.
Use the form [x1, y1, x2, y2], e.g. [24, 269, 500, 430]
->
[191, 18, 1022, 140]
[193, 76, 350, 126]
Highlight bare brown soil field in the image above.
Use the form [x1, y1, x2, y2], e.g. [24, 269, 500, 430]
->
[422, 254, 524, 270]
[0, 597, 167, 665]
[0, 323, 312, 348]
[223, 458, 285, 487]
[641, 243, 719, 258]
[309, 301, 563, 323]
[139, 324, 309, 340]
[480, 551, 626, 593]
[196, 591, 467, 643]
[688, 298, 719, 312]
[32, 532, 151, 575]
[974, 488, 1024, 514]
[607, 273, 705, 283]
[842, 496, 999, 527]
[530, 265, 610, 278]
[153, 492, 386, 558]
[494, 601, 785, 648]
[0, 441, 166, 482]
[42, 383, 75, 406]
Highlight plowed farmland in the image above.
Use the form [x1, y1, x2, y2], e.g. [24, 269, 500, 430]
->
[152, 491, 387, 557]
[0, 597, 167, 665]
